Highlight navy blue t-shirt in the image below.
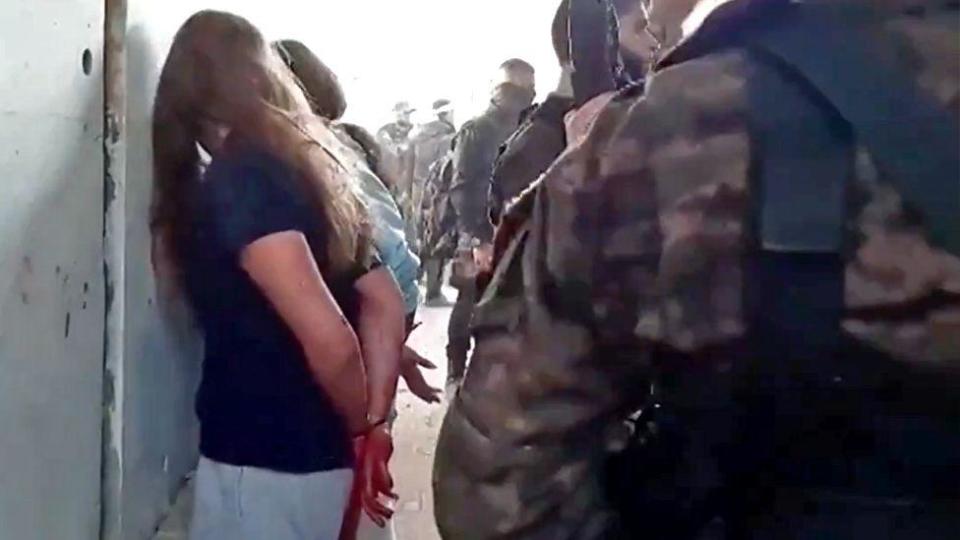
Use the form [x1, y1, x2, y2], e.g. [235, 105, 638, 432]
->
[181, 147, 368, 473]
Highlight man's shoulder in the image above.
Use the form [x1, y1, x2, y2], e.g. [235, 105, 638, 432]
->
[465, 110, 510, 139]
[376, 123, 395, 138]
[414, 121, 456, 141]
[378, 122, 409, 140]
[458, 116, 485, 131]
[532, 95, 576, 122]
[569, 51, 753, 151]
[455, 117, 487, 140]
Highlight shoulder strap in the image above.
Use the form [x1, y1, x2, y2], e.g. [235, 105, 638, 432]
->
[747, 2, 959, 255]
[664, 0, 960, 255]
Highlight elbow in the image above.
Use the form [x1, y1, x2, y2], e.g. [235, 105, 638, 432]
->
[327, 338, 363, 371]
[362, 273, 407, 321]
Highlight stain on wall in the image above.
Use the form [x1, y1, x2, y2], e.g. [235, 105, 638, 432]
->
[0, 2, 106, 539]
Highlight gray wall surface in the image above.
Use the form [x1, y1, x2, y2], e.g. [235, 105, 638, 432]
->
[111, 3, 204, 539]
[0, 2, 205, 539]
[0, 1, 107, 539]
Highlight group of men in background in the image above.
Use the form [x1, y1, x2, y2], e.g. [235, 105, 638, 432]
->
[432, 0, 960, 539]
[375, 59, 539, 385]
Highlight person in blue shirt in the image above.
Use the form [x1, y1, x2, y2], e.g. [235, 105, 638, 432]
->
[276, 39, 441, 408]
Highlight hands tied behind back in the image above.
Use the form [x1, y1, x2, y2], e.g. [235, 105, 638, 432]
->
[340, 426, 398, 540]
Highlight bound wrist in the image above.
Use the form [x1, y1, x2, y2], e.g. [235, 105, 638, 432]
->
[352, 414, 386, 437]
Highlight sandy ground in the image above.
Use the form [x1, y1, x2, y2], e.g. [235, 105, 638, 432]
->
[154, 295, 454, 540]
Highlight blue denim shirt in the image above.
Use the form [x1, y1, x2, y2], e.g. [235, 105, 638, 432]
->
[328, 123, 421, 314]
[354, 162, 421, 314]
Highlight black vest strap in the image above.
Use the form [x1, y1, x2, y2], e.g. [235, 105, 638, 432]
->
[746, 2, 960, 256]
[662, 0, 960, 256]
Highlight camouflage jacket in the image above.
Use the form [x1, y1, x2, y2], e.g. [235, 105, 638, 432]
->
[376, 121, 416, 203]
[434, 1, 959, 539]
[412, 119, 456, 184]
[421, 152, 458, 260]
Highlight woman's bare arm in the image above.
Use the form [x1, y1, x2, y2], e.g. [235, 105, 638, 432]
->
[353, 267, 406, 425]
[240, 230, 368, 433]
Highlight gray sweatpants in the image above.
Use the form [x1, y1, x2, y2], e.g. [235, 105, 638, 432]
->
[189, 457, 353, 540]
[356, 513, 396, 540]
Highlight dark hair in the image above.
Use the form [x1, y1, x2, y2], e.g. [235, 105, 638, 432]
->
[552, 1, 572, 65]
[499, 58, 535, 75]
[553, 0, 640, 66]
[274, 39, 347, 120]
[339, 123, 392, 187]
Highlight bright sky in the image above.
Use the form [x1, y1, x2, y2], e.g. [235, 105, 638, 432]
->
[221, 0, 562, 131]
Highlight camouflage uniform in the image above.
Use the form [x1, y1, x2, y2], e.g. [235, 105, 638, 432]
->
[413, 114, 457, 298]
[420, 150, 458, 261]
[434, 1, 959, 538]
[377, 118, 417, 244]
[413, 117, 457, 207]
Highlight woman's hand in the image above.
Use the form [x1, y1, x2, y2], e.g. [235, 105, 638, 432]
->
[357, 426, 398, 527]
[401, 346, 442, 404]
[339, 426, 397, 540]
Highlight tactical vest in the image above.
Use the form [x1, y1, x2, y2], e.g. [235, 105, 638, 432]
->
[421, 152, 457, 260]
[437, 2, 959, 539]
[612, 1, 960, 538]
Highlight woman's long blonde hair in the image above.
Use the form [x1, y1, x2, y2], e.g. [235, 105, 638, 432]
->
[151, 10, 369, 288]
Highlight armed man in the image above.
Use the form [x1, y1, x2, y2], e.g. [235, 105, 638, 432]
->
[414, 100, 456, 181]
[377, 101, 418, 239]
[434, 0, 960, 539]
[445, 60, 537, 386]
[413, 99, 458, 302]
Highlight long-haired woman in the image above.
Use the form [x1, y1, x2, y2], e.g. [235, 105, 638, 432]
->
[152, 11, 405, 539]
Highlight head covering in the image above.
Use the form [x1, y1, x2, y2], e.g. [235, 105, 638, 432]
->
[432, 99, 454, 114]
[393, 101, 416, 114]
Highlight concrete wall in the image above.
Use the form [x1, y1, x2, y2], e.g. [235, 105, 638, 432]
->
[111, 3, 204, 539]
[0, 1, 107, 539]
[0, 2, 205, 539]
